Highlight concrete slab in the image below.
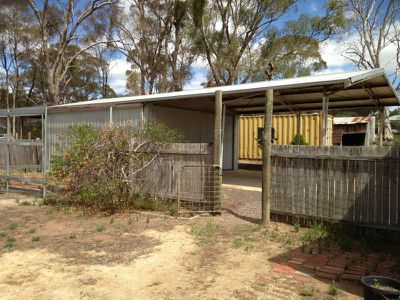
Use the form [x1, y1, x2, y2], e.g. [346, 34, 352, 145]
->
[222, 169, 262, 191]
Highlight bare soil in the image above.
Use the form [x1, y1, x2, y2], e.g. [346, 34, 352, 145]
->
[0, 191, 364, 300]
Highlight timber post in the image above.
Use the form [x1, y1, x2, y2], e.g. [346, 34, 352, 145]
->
[262, 88, 273, 225]
[296, 111, 301, 145]
[213, 90, 223, 211]
[379, 106, 384, 146]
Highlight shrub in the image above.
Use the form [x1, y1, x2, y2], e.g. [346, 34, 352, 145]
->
[49, 121, 181, 213]
[290, 134, 308, 145]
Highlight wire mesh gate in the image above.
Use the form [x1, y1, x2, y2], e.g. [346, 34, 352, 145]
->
[177, 164, 221, 213]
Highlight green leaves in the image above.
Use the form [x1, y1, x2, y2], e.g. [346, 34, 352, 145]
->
[49, 121, 181, 213]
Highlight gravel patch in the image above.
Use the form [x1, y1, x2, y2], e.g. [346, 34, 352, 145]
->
[222, 187, 261, 224]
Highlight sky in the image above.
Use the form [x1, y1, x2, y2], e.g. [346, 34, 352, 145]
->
[107, 0, 399, 95]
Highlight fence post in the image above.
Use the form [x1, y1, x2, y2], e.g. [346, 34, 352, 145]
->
[322, 92, 329, 146]
[42, 107, 48, 199]
[6, 112, 10, 192]
[379, 107, 384, 146]
[262, 89, 273, 225]
[296, 111, 301, 145]
[214, 90, 222, 212]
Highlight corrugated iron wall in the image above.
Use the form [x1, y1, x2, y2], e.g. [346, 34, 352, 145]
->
[150, 105, 235, 169]
[239, 113, 333, 160]
[47, 106, 143, 167]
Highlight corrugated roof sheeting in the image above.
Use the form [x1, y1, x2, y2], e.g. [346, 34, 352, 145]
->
[49, 69, 399, 114]
[334, 117, 375, 124]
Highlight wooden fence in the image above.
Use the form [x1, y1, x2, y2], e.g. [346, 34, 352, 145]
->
[270, 145, 400, 230]
[0, 141, 42, 171]
[130, 143, 219, 212]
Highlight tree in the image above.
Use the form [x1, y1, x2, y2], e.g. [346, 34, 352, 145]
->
[191, 0, 346, 86]
[343, 0, 400, 91]
[342, 0, 400, 140]
[0, 1, 37, 136]
[23, 44, 116, 103]
[116, 0, 195, 95]
[25, 0, 118, 104]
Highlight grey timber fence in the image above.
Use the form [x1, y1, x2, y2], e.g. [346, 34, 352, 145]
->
[270, 145, 400, 230]
[133, 143, 220, 212]
[0, 107, 46, 195]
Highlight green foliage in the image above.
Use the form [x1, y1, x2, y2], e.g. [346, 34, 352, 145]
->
[18, 200, 31, 206]
[328, 281, 339, 296]
[31, 236, 41, 242]
[96, 225, 106, 233]
[392, 133, 400, 145]
[4, 236, 16, 248]
[9, 222, 18, 230]
[0, 231, 6, 238]
[190, 221, 220, 246]
[29, 228, 36, 234]
[49, 122, 181, 213]
[290, 134, 308, 145]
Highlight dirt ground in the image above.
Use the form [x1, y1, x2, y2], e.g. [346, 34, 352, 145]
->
[0, 190, 367, 300]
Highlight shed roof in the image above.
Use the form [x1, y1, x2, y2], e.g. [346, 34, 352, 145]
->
[334, 116, 375, 125]
[51, 68, 400, 114]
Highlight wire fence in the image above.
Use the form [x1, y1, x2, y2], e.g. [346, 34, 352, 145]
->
[178, 165, 221, 212]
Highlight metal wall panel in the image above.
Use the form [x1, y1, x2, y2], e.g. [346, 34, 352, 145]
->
[222, 114, 234, 169]
[150, 105, 234, 169]
[150, 105, 214, 143]
[112, 106, 143, 126]
[47, 106, 143, 167]
[239, 113, 333, 160]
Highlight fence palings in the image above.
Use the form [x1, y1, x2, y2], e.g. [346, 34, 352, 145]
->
[270, 145, 400, 230]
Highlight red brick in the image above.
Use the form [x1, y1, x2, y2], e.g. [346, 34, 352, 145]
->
[327, 260, 348, 268]
[316, 271, 338, 280]
[380, 260, 397, 268]
[323, 265, 344, 273]
[341, 273, 362, 281]
[303, 262, 326, 271]
[272, 264, 295, 275]
[292, 252, 314, 261]
[319, 267, 343, 276]
[343, 269, 364, 276]
[287, 259, 305, 265]
[293, 274, 311, 282]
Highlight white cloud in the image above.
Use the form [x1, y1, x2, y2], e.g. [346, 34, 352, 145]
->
[108, 58, 130, 95]
[319, 38, 353, 70]
[184, 71, 207, 91]
[380, 43, 398, 75]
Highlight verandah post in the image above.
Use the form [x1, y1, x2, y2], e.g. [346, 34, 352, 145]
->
[213, 90, 223, 212]
[262, 88, 273, 225]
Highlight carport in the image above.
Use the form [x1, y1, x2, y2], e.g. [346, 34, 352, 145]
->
[3, 68, 399, 226]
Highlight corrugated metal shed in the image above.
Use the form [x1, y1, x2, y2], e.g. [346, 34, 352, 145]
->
[333, 116, 375, 124]
[333, 116, 376, 145]
[49, 68, 400, 114]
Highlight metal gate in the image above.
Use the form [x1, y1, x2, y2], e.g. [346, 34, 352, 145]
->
[178, 164, 221, 212]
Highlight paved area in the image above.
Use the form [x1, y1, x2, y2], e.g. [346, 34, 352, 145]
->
[222, 169, 262, 191]
[273, 250, 398, 282]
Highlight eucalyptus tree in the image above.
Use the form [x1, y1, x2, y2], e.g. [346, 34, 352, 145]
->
[343, 0, 400, 92]
[190, 0, 346, 86]
[342, 0, 400, 140]
[0, 1, 37, 135]
[25, 0, 119, 104]
[117, 0, 196, 95]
